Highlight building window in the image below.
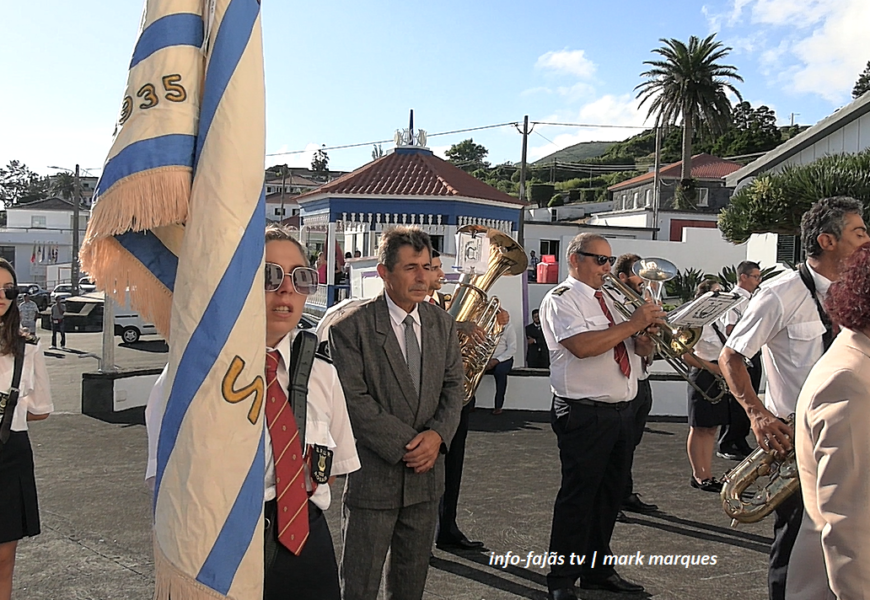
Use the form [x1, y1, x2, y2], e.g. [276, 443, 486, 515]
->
[430, 235, 444, 253]
[776, 234, 801, 264]
[0, 246, 14, 266]
[633, 192, 639, 209]
[31, 215, 46, 228]
[550, 208, 558, 222]
[620, 194, 627, 210]
[274, 207, 285, 217]
[697, 188, 709, 207]
[540, 239, 560, 259]
[645, 189, 652, 207]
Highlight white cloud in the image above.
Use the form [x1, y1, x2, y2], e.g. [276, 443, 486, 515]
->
[535, 49, 597, 79]
[527, 94, 648, 161]
[556, 82, 597, 101]
[750, 0, 829, 27]
[520, 86, 553, 97]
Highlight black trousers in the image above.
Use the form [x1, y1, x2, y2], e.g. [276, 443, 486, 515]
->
[51, 319, 65, 347]
[547, 400, 634, 590]
[264, 500, 340, 600]
[719, 353, 761, 447]
[625, 378, 652, 499]
[769, 491, 803, 600]
[437, 402, 471, 542]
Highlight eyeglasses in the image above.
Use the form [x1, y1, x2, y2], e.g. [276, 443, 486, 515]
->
[2, 287, 20, 301]
[264, 263, 319, 295]
[576, 251, 616, 266]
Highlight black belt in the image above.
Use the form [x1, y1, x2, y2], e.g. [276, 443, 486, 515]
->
[555, 395, 631, 411]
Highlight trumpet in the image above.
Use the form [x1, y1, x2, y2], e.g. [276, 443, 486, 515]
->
[602, 258, 728, 404]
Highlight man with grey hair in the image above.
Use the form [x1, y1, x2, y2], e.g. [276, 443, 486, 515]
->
[720, 196, 868, 600]
[330, 226, 464, 600]
[540, 232, 665, 599]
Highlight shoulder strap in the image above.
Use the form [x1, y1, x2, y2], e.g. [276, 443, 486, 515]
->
[0, 351, 26, 444]
[710, 321, 728, 346]
[288, 330, 317, 454]
[798, 263, 834, 351]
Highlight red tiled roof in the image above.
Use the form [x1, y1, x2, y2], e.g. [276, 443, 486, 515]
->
[295, 149, 525, 206]
[608, 154, 742, 192]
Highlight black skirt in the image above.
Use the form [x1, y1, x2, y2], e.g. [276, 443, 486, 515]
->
[687, 367, 731, 428]
[0, 431, 41, 543]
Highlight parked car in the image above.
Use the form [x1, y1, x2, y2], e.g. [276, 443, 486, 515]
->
[50, 284, 75, 303]
[114, 307, 159, 344]
[17, 283, 50, 311]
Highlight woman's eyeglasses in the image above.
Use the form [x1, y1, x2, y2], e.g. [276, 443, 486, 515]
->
[2, 287, 20, 301]
[576, 251, 616, 266]
[264, 263, 319, 295]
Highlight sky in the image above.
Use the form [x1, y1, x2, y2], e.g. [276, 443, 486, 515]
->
[1, 0, 868, 180]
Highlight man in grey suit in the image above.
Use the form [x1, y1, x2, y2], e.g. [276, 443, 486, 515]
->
[330, 226, 464, 600]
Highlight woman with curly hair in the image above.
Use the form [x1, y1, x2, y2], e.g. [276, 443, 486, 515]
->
[0, 258, 53, 600]
[789, 242, 870, 600]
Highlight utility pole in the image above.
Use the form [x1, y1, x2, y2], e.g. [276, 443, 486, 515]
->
[652, 126, 662, 241]
[517, 115, 530, 248]
[72, 164, 81, 295]
[280, 165, 287, 222]
[790, 113, 800, 127]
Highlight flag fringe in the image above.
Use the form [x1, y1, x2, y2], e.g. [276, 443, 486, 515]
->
[89, 168, 191, 237]
[153, 538, 228, 600]
[79, 236, 172, 337]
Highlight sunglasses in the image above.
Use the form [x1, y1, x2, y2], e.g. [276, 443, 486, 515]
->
[576, 251, 616, 266]
[264, 263, 319, 295]
[2, 287, 20, 301]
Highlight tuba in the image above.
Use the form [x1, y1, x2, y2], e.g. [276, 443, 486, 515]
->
[602, 257, 729, 404]
[447, 225, 528, 405]
[720, 416, 800, 527]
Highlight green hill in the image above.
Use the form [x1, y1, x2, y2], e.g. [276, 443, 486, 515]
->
[533, 141, 617, 165]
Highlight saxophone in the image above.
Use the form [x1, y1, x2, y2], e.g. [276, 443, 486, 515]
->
[720, 415, 800, 527]
[446, 225, 528, 405]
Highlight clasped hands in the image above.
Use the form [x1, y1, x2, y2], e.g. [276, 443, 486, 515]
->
[403, 429, 442, 474]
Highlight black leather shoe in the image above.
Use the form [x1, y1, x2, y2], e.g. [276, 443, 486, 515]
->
[435, 536, 486, 551]
[548, 588, 578, 600]
[690, 476, 723, 493]
[580, 573, 644, 593]
[616, 510, 629, 523]
[622, 492, 658, 513]
[717, 444, 748, 460]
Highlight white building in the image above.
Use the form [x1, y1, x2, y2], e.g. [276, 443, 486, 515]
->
[0, 197, 88, 287]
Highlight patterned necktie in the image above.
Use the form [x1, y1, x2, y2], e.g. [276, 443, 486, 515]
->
[428, 297, 437, 305]
[403, 314, 422, 394]
[594, 291, 631, 378]
[265, 350, 309, 555]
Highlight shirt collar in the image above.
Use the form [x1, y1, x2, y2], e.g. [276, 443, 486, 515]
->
[734, 285, 752, 300]
[567, 275, 599, 299]
[806, 262, 833, 298]
[384, 291, 420, 328]
[268, 330, 295, 369]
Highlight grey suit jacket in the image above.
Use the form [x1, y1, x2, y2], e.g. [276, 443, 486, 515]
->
[788, 328, 870, 600]
[329, 293, 464, 510]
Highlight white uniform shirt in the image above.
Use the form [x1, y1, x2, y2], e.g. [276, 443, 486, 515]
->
[725, 265, 830, 418]
[693, 323, 726, 362]
[722, 285, 752, 329]
[0, 340, 53, 431]
[491, 320, 517, 364]
[384, 292, 421, 360]
[540, 276, 640, 404]
[145, 332, 360, 511]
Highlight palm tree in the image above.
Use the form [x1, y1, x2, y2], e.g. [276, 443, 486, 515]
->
[51, 171, 76, 200]
[636, 34, 743, 200]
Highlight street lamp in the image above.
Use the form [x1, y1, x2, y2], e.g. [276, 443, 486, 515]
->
[47, 164, 82, 295]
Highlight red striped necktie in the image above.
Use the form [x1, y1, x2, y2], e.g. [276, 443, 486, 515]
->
[594, 291, 631, 378]
[265, 350, 309, 555]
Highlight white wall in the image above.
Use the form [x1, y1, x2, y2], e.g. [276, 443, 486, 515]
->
[777, 112, 870, 173]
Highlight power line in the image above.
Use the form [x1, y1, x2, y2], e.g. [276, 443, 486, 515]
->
[532, 121, 649, 129]
[266, 121, 518, 158]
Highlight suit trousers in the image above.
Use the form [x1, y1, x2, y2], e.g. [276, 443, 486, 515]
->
[263, 500, 340, 600]
[770, 491, 803, 600]
[437, 402, 472, 543]
[547, 400, 634, 590]
[341, 499, 439, 600]
[625, 378, 652, 499]
[720, 353, 761, 447]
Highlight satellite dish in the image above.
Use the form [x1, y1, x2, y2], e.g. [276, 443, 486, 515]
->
[417, 129, 427, 147]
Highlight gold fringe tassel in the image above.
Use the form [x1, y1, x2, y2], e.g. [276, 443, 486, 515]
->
[79, 236, 172, 338]
[153, 537, 229, 600]
[87, 167, 191, 238]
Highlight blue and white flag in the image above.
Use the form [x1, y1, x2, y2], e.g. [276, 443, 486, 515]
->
[81, 0, 266, 598]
